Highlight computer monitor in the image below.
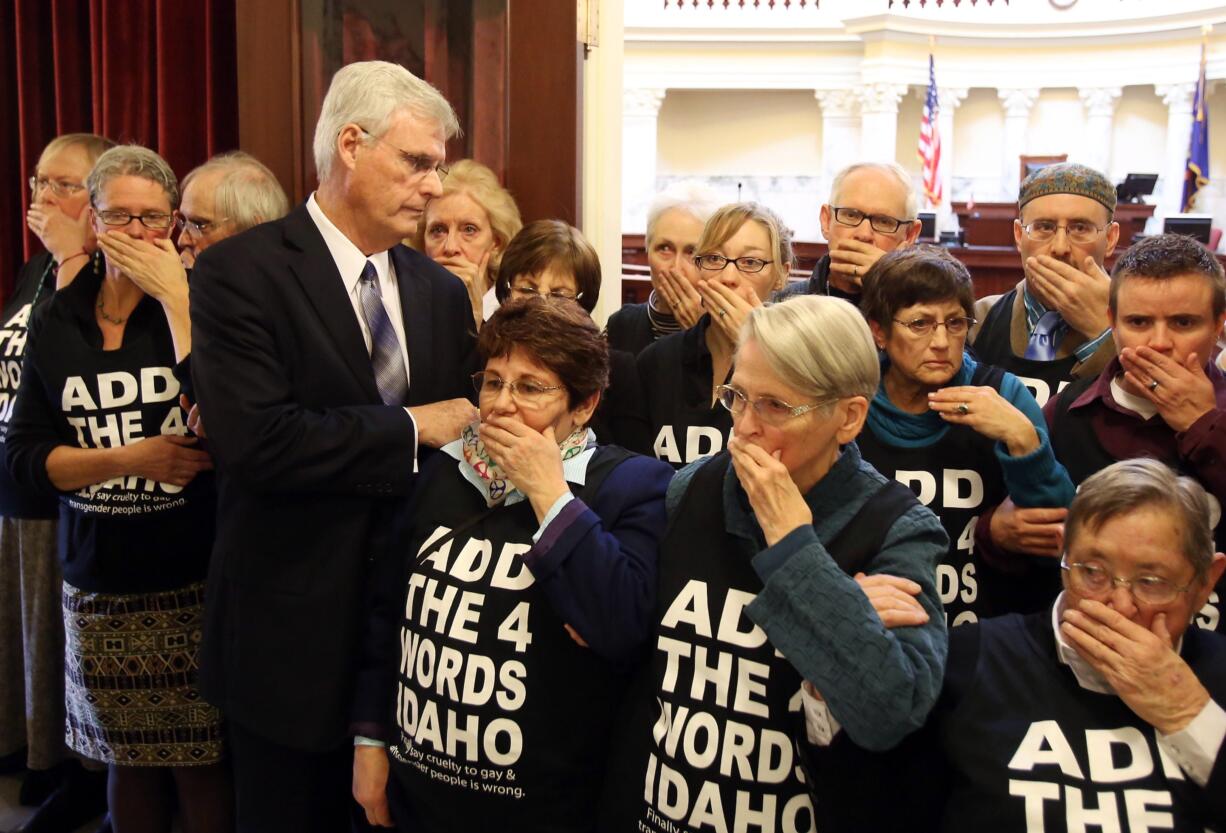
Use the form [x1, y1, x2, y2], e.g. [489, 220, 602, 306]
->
[1024, 161, 1056, 179]
[1163, 214, 1213, 245]
[1115, 173, 1158, 204]
[917, 211, 937, 242]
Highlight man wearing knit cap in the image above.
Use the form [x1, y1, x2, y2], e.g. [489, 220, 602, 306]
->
[972, 162, 1120, 408]
[971, 162, 1120, 574]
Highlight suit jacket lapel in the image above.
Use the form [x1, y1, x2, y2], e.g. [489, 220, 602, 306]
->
[392, 245, 433, 404]
[283, 205, 380, 401]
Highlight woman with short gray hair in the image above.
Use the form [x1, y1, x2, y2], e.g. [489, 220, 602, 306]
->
[7, 144, 230, 832]
[884, 457, 1226, 832]
[602, 295, 948, 833]
[607, 182, 721, 355]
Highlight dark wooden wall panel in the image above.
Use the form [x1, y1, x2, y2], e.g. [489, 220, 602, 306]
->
[506, 1, 581, 225]
[236, 0, 306, 201]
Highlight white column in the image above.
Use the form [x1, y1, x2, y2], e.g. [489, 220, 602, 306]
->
[815, 89, 861, 195]
[620, 87, 666, 234]
[1077, 86, 1122, 175]
[936, 86, 968, 228]
[858, 83, 908, 164]
[1157, 82, 1197, 217]
[583, 0, 625, 326]
[998, 88, 1039, 199]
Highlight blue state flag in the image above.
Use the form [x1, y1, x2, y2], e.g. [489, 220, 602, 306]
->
[1182, 42, 1209, 212]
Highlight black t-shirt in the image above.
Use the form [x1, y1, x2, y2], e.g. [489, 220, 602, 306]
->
[0, 252, 58, 519]
[386, 447, 633, 833]
[602, 454, 814, 833]
[856, 362, 1056, 622]
[935, 611, 1226, 832]
[636, 316, 733, 468]
[6, 257, 215, 593]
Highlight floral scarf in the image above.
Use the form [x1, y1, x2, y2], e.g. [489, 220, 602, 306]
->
[459, 420, 592, 507]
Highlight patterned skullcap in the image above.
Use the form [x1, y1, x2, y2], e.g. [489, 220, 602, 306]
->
[1018, 162, 1116, 215]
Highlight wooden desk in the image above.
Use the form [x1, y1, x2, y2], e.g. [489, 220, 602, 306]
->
[620, 236, 1024, 303]
[952, 201, 1155, 247]
[618, 230, 1222, 308]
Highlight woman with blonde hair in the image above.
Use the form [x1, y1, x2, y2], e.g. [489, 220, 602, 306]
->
[636, 202, 793, 467]
[413, 159, 522, 329]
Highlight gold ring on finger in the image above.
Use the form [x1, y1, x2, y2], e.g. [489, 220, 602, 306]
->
[956, 403, 970, 415]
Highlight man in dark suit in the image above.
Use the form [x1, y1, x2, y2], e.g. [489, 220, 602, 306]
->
[189, 61, 478, 833]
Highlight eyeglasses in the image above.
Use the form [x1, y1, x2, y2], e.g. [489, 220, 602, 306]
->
[510, 285, 582, 302]
[472, 372, 565, 408]
[357, 127, 449, 180]
[694, 254, 774, 274]
[1019, 220, 1107, 245]
[892, 316, 977, 338]
[831, 206, 913, 235]
[1060, 557, 1196, 606]
[29, 176, 85, 198]
[93, 208, 175, 230]
[175, 212, 230, 237]
[715, 384, 834, 426]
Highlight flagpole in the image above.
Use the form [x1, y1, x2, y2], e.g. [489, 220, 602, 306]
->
[1181, 27, 1210, 214]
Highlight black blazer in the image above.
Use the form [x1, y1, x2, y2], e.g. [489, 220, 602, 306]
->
[189, 203, 477, 751]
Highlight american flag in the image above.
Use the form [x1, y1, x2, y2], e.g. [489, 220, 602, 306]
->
[918, 54, 942, 207]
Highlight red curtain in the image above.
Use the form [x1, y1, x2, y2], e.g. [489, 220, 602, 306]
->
[0, 0, 237, 304]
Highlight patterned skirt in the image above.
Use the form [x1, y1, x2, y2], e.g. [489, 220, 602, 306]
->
[62, 581, 223, 766]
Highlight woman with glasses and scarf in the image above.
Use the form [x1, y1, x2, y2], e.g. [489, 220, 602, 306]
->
[6, 145, 230, 833]
[856, 246, 1075, 626]
[600, 295, 948, 833]
[636, 202, 792, 469]
[351, 296, 672, 832]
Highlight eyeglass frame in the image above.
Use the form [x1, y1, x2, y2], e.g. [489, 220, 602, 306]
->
[1059, 556, 1197, 606]
[175, 211, 231, 237]
[715, 384, 837, 425]
[471, 371, 567, 408]
[508, 284, 583, 303]
[694, 254, 775, 274]
[91, 205, 175, 230]
[891, 315, 977, 338]
[1018, 219, 1108, 245]
[830, 206, 914, 235]
[356, 126, 449, 180]
[29, 176, 86, 199]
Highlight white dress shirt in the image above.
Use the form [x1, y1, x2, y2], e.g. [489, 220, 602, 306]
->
[305, 194, 418, 466]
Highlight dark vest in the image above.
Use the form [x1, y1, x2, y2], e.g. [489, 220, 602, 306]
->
[1050, 378, 1226, 634]
[857, 364, 1012, 626]
[939, 612, 1225, 832]
[974, 289, 1077, 408]
[387, 446, 632, 833]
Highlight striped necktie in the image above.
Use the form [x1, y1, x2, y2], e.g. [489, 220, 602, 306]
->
[358, 260, 409, 405]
